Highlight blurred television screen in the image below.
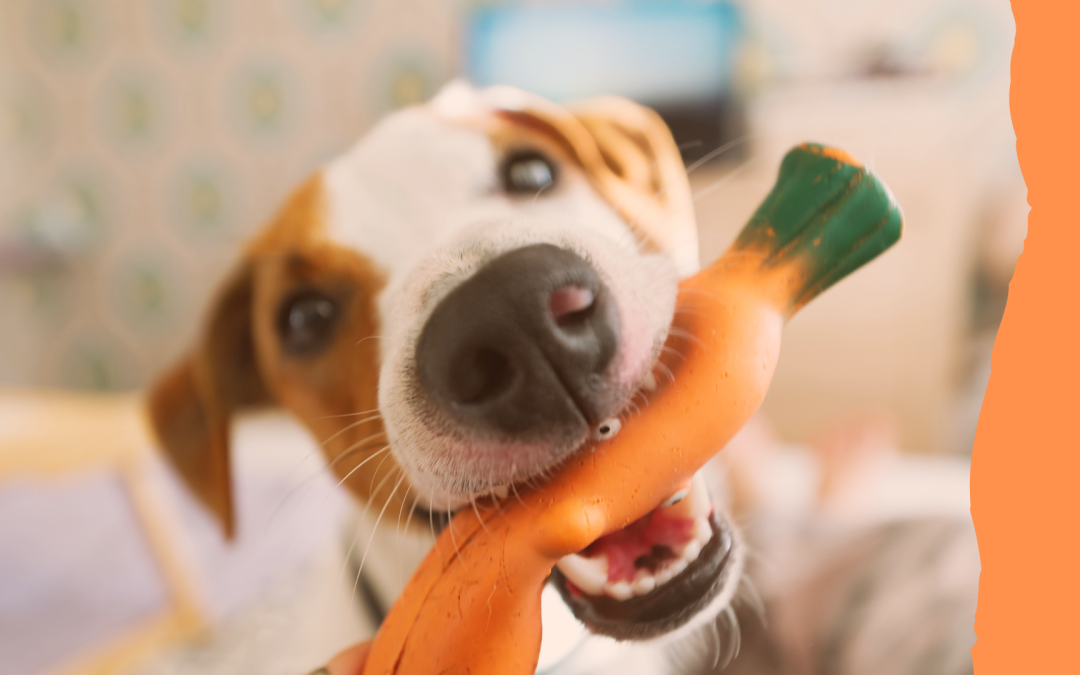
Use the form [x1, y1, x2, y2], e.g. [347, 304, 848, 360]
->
[464, 1, 747, 164]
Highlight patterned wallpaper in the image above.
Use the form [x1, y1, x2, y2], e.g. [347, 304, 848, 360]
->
[0, 0, 457, 391]
[0, 0, 1016, 393]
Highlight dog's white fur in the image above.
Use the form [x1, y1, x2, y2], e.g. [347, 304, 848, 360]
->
[135, 81, 728, 671]
[323, 83, 684, 508]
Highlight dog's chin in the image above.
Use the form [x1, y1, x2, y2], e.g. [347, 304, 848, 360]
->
[411, 464, 742, 645]
[408, 434, 589, 512]
[400, 403, 742, 644]
[396, 373, 644, 512]
[392, 331, 740, 640]
[550, 473, 743, 642]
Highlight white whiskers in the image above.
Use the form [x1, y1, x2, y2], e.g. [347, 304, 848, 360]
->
[352, 472, 407, 596]
[262, 428, 386, 534]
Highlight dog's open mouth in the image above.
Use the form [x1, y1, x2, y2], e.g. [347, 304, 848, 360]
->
[550, 472, 737, 640]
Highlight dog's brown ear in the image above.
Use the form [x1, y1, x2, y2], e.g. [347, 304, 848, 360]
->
[147, 263, 272, 538]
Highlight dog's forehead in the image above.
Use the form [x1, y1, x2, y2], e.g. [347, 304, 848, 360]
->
[319, 113, 491, 273]
[324, 92, 582, 210]
[424, 83, 700, 277]
[318, 102, 614, 277]
[247, 82, 699, 298]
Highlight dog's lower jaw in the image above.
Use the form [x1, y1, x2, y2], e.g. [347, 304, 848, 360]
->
[384, 416, 592, 510]
[384, 406, 749, 656]
[549, 475, 747, 644]
[645, 532, 748, 649]
[401, 446, 581, 514]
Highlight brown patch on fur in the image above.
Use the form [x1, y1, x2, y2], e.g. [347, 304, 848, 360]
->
[248, 236, 409, 516]
[148, 175, 413, 537]
[484, 96, 696, 261]
[146, 261, 269, 539]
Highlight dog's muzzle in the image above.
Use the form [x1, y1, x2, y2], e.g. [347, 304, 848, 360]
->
[416, 243, 619, 438]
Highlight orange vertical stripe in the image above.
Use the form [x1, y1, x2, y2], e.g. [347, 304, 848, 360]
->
[972, 2, 1080, 673]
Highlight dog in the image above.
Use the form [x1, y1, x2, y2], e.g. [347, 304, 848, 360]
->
[146, 81, 746, 665]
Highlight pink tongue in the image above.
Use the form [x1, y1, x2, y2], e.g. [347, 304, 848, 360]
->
[582, 511, 696, 582]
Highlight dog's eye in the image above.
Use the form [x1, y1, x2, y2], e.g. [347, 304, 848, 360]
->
[501, 151, 557, 195]
[277, 290, 339, 355]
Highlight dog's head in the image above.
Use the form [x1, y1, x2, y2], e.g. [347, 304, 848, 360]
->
[149, 82, 739, 641]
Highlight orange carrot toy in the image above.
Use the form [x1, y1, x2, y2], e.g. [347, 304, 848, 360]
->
[359, 144, 903, 674]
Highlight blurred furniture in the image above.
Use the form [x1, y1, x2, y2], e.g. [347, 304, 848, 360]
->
[0, 389, 368, 675]
[0, 389, 204, 675]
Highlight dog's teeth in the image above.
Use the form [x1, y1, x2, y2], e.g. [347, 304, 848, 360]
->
[656, 567, 675, 586]
[632, 574, 656, 595]
[683, 539, 702, 562]
[556, 554, 608, 596]
[606, 580, 633, 601]
[559, 474, 718, 602]
[694, 517, 713, 543]
[660, 473, 711, 519]
[660, 488, 690, 507]
[641, 371, 658, 392]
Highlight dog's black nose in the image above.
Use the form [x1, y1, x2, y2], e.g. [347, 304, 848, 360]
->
[416, 243, 618, 436]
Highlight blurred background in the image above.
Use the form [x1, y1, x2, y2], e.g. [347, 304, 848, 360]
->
[1, 0, 1017, 673]
[0, 0, 1021, 456]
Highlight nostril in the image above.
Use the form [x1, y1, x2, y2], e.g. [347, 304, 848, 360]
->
[549, 285, 595, 328]
[450, 348, 517, 405]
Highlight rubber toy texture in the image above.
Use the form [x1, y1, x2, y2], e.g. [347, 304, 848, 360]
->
[359, 143, 903, 675]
